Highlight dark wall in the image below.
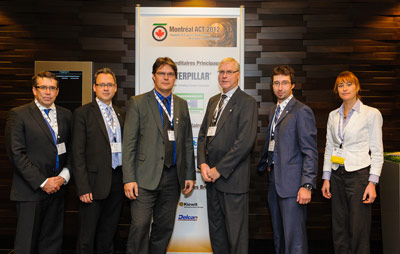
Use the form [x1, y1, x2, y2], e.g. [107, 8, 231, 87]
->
[0, 0, 399, 249]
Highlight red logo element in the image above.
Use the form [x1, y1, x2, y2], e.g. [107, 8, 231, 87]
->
[152, 26, 167, 42]
[155, 28, 165, 39]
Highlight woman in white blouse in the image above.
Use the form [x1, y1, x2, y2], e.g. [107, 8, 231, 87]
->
[321, 71, 383, 254]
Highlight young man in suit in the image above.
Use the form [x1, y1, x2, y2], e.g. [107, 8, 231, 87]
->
[197, 57, 258, 254]
[72, 68, 125, 253]
[123, 57, 196, 254]
[257, 65, 318, 254]
[5, 71, 72, 254]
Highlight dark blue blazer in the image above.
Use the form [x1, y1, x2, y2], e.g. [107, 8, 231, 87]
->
[258, 97, 318, 198]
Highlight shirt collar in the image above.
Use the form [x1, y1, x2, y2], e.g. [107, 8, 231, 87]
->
[277, 94, 293, 110]
[34, 99, 56, 111]
[154, 88, 172, 103]
[339, 99, 361, 115]
[223, 85, 239, 98]
[96, 97, 113, 109]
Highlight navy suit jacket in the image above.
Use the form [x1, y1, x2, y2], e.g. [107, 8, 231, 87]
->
[258, 97, 318, 198]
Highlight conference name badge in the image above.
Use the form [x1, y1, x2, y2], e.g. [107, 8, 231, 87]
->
[168, 130, 175, 141]
[330, 147, 345, 164]
[111, 142, 122, 153]
[268, 140, 275, 152]
[207, 126, 216, 137]
[57, 142, 66, 155]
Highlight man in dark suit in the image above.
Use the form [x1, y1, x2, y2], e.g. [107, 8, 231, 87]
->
[197, 57, 258, 254]
[123, 57, 196, 254]
[72, 68, 124, 253]
[5, 71, 72, 254]
[258, 65, 318, 254]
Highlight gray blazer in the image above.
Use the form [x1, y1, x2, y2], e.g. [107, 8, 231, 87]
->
[258, 97, 318, 198]
[197, 87, 258, 194]
[5, 101, 72, 201]
[122, 90, 195, 190]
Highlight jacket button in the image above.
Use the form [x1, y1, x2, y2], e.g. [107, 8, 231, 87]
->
[161, 157, 164, 160]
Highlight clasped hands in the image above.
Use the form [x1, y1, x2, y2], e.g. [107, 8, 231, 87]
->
[200, 163, 220, 183]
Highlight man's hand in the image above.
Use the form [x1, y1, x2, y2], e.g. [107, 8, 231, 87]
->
[200, 163, 212, 182]
[362, 182, 377, 204]
[124, 182, 139, 200]
[80, 193, 93, 203]
[42, 176, 64, 194]
[183, 180, 194, 195]
[297, 187, 312, 205]
[208, 167, 221, 183]
[321, 180, 332, 199]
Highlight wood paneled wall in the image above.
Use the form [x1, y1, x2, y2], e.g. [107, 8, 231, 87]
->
[0, 0, 399, 248]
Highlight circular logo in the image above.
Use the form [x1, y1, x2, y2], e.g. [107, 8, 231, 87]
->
[152, 26, 167, 41]
[179, 202, 183, 206]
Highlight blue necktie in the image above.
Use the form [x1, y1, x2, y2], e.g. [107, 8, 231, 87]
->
[267, 106, 281, 167]
[44, 109, 59, 171]
[107, 107, 119, 169]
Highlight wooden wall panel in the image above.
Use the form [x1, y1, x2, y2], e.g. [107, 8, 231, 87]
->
[0, 0, 398, 250]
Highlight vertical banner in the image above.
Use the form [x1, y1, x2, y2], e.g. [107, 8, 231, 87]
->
[136, 6, 244, 253]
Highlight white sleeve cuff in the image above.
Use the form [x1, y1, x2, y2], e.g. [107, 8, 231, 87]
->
[58, 168, 70, 185]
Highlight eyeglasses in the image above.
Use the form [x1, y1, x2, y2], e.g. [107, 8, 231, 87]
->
[156, 72, 175, 78]
[218, 70, 239, 76]
[95, 83, 116, 88]
[35, 86, 58, 91]
[272, 80, 291, 87]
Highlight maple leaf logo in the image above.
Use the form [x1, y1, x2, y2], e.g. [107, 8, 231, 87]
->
[152, 26, 167, 42]
[155, 29, 165, 38]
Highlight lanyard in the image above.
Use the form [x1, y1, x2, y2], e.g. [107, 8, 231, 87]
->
[338, 114, 344, 145]
[96, 98, 117, 137]
[154, 90, 174, 128]
[36, 101, 58, 138]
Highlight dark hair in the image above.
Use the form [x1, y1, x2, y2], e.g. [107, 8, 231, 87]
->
[94, 68, 117, 84]
[271, 65, 295, 85]
[152, 57, 178, 76]
[32, 71, 58, 87]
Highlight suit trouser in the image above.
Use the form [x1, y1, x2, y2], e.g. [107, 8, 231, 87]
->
[206, 183, 249, 254]
[268, 168, 308, 254]
[14, 192, 64, 254]
[126, 165, 180, 254]
[331, 166, 371, 254]
[77, 166, 124, 254]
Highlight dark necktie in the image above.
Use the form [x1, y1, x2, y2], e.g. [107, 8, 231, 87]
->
[267, 106, 281, 167]
[44, 109, 59, 171]
[211, 94, 227, 126]
[162, 98, 173, 168]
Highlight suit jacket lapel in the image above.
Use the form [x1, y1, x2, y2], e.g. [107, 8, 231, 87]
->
[172, 95, 180, 141]
[29, 102, 56, 146]
[275, 97, 296, 126]
[215, 88, 241, 136]
[147, 91, 164, 137]
[113, 105, 124, 131]
[91, 102, 111, 144]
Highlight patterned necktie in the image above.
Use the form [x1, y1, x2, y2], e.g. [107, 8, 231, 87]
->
[211, 94, 227, 126]
[43, 109, 59, 171]
[107, 106, 119, 169]
[267, 105, 281, 167]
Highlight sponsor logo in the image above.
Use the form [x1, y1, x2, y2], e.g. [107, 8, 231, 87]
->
[178, 214, 198, 221]
[179, 202, 203, 208]
[152, 24, 167, 41]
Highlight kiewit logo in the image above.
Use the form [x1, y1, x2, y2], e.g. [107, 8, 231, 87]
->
[179, 202, 203, 208]
[178, 214, 198, 221]
[152, 24, 167, 41]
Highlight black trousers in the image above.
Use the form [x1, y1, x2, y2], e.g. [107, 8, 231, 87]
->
[126, 165, 180, 254]
[206, 183, 249, 254]
[331, 166, 371, 254]
[77, 166, 124, 254]
[15, 192, 65, 254]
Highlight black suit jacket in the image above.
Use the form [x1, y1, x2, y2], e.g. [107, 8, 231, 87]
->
[5, 101, 72, 201]
[72, 101, 125, 200]
[122, 91, 196, 190]
[197, 87, 258, 194]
